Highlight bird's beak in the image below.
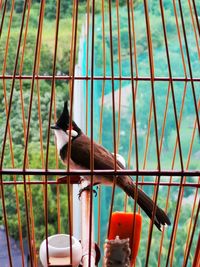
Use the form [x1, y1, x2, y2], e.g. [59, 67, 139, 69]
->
[50, 124, 60, 130]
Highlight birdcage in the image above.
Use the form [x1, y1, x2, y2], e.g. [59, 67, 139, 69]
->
[0, 0, 199, 266]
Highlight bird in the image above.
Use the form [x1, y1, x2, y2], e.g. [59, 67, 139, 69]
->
[51, 101, 171, 231]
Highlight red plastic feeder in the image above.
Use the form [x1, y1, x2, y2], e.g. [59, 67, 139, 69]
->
[108, 212, 142, 265]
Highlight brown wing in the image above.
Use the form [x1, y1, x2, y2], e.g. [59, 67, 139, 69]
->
[71, 134, 171, 230]
[71, 134, 124, 170]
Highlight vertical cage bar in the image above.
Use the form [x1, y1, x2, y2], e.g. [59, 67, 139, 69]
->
[185, 201, 200, 267]
[143, 1, 163, 265]
[34, 0, 46, 224]
[81, 179, 96, 267]
[22, 0, 47, 265]
[158, 0, 188, 262]
[0, 1, 28, 266]
[45, 0, 61, 265]
[85, 0, 90, 135]
[177, 0, 200, 134]
[168, 99, 198, 265]
[158, 1, 199, 265]
[116, 0, 122, 152]
[97, 0, 106, 248]
[88, 0, 95, 265]
[126, 0, 140, 258]
[192, 232, 200, 267]
[191, 0, 200, 35]
[68, 0, 79, 264]
[19, 1, 37, 264]
[107, 0, 118, 239]
[187, 0, 200, 58]
[0, 0, 7, 38]
[181, 101, 200, 266]
[2, 0, 25, 265]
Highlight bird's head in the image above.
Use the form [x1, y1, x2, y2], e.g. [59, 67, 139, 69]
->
[51, 101, 81, 150]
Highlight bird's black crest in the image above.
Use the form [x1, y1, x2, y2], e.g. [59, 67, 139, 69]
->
[56, 100, 70, 131]
[54, 100, 82, 135]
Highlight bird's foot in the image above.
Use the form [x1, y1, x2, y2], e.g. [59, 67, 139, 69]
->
[78, 176, 85, 185]
[78, 184, 98, 199]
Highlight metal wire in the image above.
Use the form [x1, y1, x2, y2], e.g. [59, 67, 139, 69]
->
[1, 74, 199, 82]
[0, 0, 199, 266]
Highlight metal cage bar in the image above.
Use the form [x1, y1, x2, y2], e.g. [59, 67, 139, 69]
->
[0, 0, 199, 267]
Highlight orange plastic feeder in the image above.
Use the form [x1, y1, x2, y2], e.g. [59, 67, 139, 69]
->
[108, 212, 142, 265]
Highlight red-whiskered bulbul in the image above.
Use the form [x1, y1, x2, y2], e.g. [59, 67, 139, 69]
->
[51, 101, 171, 231]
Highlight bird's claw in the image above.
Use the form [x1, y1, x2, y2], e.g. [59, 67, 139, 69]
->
[78, 176, 85, 185]
[78, 186, 98, 199]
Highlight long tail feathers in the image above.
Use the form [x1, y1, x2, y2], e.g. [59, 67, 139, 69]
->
[136, 187, 171, 230]
[118, 176, 171, 231]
